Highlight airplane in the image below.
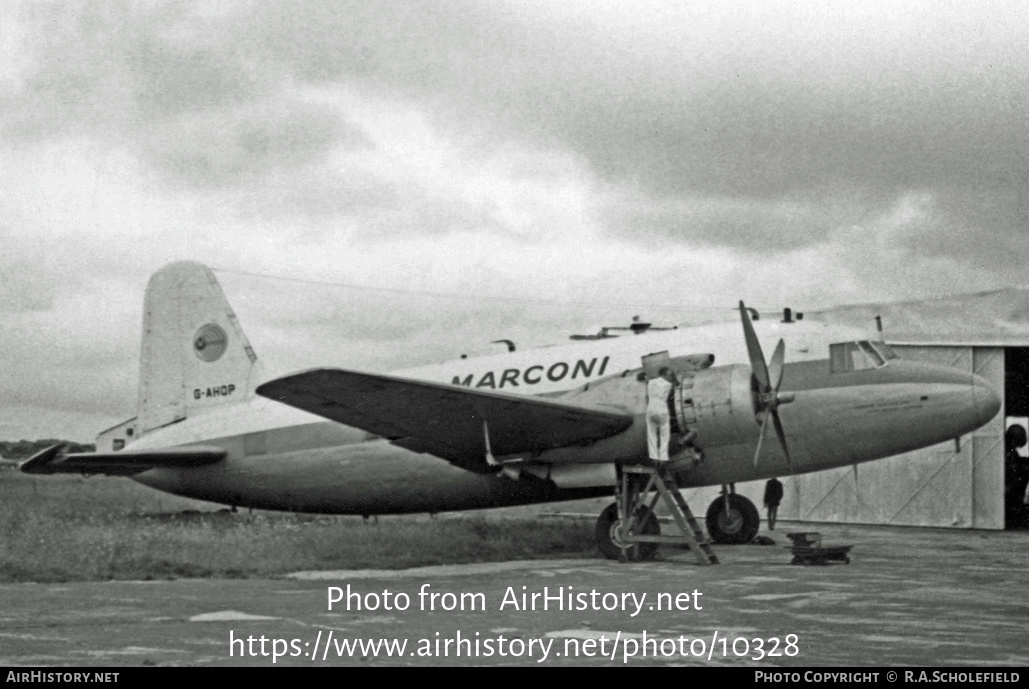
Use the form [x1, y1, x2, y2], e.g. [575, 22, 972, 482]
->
[19, 261, 1001, 557]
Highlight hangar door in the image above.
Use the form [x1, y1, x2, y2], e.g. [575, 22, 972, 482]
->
[681, 346, 1005, 529]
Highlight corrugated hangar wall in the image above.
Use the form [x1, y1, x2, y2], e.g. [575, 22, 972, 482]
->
[682, 345, 1006, 530]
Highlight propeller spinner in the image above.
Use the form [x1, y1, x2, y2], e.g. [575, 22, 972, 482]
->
[739, 301, 795, 467]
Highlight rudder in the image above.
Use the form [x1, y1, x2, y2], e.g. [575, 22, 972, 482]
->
[137, 261, 262, 434]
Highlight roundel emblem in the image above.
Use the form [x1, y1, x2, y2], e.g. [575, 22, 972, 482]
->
[193, 323, 228, 362]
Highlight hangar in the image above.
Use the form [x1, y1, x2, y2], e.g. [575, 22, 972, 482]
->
[684, 288, 1029, 531]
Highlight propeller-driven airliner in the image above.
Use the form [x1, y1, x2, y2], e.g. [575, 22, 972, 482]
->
[20, 262, 1001, 555]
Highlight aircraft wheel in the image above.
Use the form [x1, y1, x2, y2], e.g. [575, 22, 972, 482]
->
[595, 502, 660, 561]
[705, 494, 759, 544]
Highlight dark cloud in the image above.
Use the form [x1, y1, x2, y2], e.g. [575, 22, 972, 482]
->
[600, 189, 886, 253]
[897, 188, 1029, 275]
[210, 2, 1028, 251]
[5, 2, 1026, 251]
[140, 101, 371, 188]
[225, 3, 1027, 196]
[3, 2, 372, 191]
[126, 40, 269, 119]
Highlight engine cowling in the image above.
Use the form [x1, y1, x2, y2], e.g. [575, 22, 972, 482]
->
[674, 364, 760, 450]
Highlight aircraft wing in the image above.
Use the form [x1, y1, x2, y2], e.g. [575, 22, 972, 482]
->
[19, 444, 227, 476]
[257, 368, 634, 471]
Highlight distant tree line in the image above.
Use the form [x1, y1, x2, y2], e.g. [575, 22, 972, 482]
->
[0, 440, 95, 460]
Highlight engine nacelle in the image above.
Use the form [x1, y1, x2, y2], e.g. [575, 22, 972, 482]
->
[528, 359, 761, 466]
[674, 364, 759, 450]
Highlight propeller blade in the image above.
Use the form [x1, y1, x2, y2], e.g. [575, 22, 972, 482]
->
[753, 411, 771, 467]
[768, 339, 786, 393]
[741, 303, 795, 469]
[771, 409, 792, 466]
[739, 301, 770, 391]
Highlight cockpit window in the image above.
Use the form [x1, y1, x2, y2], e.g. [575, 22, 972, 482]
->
[830, 340, 891, 373]
[872, 341, 899, 360]
[858, 340, 885, 366]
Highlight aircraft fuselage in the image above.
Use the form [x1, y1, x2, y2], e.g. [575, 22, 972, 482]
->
[128, 320, 1000, 514]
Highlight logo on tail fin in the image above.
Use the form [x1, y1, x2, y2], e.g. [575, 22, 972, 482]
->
[193, 324, 228, 362]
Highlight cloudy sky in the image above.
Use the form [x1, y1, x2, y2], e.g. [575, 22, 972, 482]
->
[1, 1, 1027, 441]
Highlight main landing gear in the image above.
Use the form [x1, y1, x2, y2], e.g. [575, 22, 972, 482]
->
[595, 464, 718, 564]
[595, 480, 761, 556]
[595, 502, 660, 561]
[705, 485, 759, 544]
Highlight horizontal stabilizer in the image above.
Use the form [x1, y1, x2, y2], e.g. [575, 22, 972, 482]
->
[257, 368, 633, 470]
[19, 443, 227, 476]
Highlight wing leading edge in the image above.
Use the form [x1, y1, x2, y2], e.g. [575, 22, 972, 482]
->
[19, 444, 227, 476]
[256, 368, 634, 470]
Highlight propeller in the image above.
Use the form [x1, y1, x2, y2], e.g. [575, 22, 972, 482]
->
[739, 301, 795, 467]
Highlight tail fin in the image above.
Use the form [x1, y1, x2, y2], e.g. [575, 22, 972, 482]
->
[137, 261, 263, 434]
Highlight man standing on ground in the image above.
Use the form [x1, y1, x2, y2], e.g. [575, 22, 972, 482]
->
[764, 477, 784, 531]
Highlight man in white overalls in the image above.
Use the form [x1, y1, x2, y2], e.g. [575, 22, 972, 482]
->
[646, 367, 676, 462]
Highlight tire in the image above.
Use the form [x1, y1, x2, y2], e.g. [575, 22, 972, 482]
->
[595, 502, 660, 561]
[705, 494, 760, 544]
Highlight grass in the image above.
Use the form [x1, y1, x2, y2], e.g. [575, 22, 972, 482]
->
[0, 471, 604, 583]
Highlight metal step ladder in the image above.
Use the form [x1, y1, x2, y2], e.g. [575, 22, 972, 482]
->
[616, 463, 719, 565]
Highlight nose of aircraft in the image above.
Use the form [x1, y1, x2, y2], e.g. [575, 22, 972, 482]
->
[877, 360, 1001, 444]
[972, 372, 1001, 428]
